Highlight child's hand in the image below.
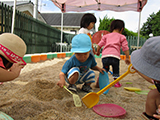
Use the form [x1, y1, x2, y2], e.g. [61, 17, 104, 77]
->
[92, 48, 96, 55]
[57, 72, 66, 88]
[91, 66, 105, 74]
[99, 68, 105, 74]
[153, 114, 160, 119]
[125, 58, 131, 65]
[96, 51, 100, 56]
[153, 105, 160, 119]
[10, 63, 24, 77]
[57, 80, 65, 88]
[96, 45, 101, 56]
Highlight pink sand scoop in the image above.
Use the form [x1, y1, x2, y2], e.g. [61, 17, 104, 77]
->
[93, 103, 126, 117]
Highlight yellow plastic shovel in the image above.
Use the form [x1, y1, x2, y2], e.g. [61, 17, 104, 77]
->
[82, 64, 136, 108]
[63, 86, 82, 107]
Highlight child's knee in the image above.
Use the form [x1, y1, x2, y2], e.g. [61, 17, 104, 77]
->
[148, 89, 159, 99]
[72, 72, 79, 78]
[68, 72, 79, 84]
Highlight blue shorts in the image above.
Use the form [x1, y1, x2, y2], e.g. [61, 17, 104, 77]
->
[65, 67, 95, 84]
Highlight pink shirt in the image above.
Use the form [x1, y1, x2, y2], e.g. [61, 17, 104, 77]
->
[98, 32, 129, 59]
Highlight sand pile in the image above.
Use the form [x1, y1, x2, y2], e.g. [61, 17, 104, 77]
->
[0, 58, 153, 120]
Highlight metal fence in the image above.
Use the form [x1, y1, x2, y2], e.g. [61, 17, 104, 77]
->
[0, 2, 75, 54]
[57, 36, 146, 54]
[124, 36, 146, 54]
[0, 2, 146, 55]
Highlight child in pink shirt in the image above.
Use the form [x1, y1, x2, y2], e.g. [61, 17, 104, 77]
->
[96, 19, 130, 87]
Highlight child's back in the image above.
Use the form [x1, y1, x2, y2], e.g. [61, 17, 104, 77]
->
[99, 32, 129, 59]
[96, 19, 130, 88]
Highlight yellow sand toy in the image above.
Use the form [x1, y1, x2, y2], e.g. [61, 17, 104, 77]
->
[124, 87, 141, 92]
[82, 64, 136, 108]
[148, 85, 156, 90]
[63, 86, 82, 107]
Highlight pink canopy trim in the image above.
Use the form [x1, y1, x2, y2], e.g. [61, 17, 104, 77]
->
[52, 0, 147, 12]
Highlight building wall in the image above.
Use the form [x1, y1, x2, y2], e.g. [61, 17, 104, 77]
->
[54, 27, 80, 34]
[16, 3, 46, 23]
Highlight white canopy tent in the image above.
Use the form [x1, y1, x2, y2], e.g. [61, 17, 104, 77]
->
[52, 0, 147, 12]
[51, 0, 147, 50]
[11, 0, 148, 51]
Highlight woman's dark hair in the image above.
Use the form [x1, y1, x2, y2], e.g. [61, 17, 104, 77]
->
[110, 19, 125, 32]
[80, 13, 97, 28]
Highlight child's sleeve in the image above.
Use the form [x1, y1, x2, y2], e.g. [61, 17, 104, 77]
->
[61, 60, 72, 74]
[121, 36, 129, 52]
[98, 35, 106, 47]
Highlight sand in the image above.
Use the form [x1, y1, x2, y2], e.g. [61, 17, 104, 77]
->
[0, 58, 153, 120]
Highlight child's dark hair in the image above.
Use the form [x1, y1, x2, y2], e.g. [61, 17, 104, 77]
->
[110, 19, 125, 32]
[80, 13, 97, 28]
[0, 55, 13, 69]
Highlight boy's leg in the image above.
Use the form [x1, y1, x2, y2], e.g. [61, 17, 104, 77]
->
[134, 89, 160, 120]
[68, 72, 79, 84]
[144, 89, 160, 119]
[79, 70, 95, 93]
[66, 67, 80, 92]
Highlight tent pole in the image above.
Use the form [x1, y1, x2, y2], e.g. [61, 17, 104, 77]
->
[33, 0, 38, 19]
[137, 11, 141, 50]
[11, 0, 17, 33]
[60, 12, 63, 52]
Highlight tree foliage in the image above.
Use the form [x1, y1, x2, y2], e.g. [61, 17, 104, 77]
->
[98, 15, 139, 37]
[140, 10, 160, 38]
[98, 15, 114, 31]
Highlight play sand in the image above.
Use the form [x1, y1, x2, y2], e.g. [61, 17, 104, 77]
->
[0, 58, 153, 120]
